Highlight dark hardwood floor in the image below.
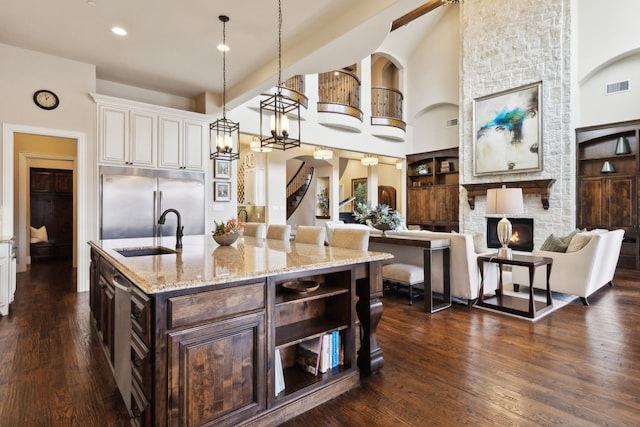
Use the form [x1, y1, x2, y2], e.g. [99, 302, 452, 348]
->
[1, 261, 639, 426]
[0, 260, 130, 427]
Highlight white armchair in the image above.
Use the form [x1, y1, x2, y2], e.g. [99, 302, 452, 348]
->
[511, 229, 624, 305]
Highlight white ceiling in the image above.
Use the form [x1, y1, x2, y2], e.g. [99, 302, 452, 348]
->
[1, 0, 434, 107]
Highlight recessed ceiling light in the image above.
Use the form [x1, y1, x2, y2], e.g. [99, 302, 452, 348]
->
[111, 27, 127, 36]
[217, 44, 230, 52]
[87, 0, 97, 6]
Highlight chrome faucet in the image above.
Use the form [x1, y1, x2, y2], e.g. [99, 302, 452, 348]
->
[158, 208, 183, 250]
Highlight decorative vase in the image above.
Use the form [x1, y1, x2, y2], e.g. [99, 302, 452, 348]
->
[213, 232, 240, 246]
[373, 223, 391, 231]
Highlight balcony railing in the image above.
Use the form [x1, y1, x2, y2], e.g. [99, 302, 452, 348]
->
[371, 86, 406, 130]
[317, 70, 363, 121]
[265, 75, 308, 108]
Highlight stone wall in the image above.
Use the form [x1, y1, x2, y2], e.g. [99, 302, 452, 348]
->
[458, 0, 575, 250]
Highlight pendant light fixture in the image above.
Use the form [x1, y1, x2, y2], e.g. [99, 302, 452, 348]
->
[361, 154, 379, 166]
[313, 147, 333, 160]
[210, 15, 240, 161]
[259, 0, 301, 151]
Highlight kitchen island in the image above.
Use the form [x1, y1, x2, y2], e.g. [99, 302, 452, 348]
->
[88, 235, 391, 427]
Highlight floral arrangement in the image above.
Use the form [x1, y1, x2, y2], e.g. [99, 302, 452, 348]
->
[353, 202, 403, 230]
[317, 188, 329, 216]
[213, 218, 244, 236]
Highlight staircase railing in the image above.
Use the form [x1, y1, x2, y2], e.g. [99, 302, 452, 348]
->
[286, 162, 315, 219]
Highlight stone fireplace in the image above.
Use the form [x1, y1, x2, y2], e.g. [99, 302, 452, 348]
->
[486, 217, 534, 252]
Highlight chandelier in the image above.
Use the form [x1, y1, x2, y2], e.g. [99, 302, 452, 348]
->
[210, 15, 240, 161]
[259, 0, 301, 151]
[361, 154, 379, 166]
[313, 147, 333, 160]
[250, 136, 272, 153]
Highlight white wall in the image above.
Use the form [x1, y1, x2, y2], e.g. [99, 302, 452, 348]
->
[579, 53, 640, 127]
[578, 0, 640, 83]
[404, 7, 460, 124]
[0, 43, 97, 290]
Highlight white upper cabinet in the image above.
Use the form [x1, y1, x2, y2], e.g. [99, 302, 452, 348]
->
[98, 106, 156, 167]
[94, 94, 208, 171]
[159, 117, 207, 170]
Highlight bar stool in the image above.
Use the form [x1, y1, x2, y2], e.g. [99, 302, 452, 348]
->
[294, 226, 326, 246]
[243, 222, 266, 239]
[330, 228, 369, 250]
[266, 224, 291, 240]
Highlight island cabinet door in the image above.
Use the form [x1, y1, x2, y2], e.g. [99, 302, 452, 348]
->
[167, 312, 266, 427]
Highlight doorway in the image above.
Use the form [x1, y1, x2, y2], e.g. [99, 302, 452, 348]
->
[2, 123, 89, 292]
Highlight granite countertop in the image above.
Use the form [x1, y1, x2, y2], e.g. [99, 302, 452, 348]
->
[90, 235, 393, 294]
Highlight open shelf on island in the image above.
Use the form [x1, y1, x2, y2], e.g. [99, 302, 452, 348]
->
[275, 282, 350, 305]
[277, 364, 352, 399]
[276, 319, 348, 348]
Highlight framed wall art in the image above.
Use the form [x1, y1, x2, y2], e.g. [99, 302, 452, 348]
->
[352, 178, 367, 207]
[214, 159, 231, 179]
[214, 181, 231, 202]
[473, 81, 542, 176]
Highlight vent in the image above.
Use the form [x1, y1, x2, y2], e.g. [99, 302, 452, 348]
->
[446, 118, 458, 127]
[606, 80, 629, 95]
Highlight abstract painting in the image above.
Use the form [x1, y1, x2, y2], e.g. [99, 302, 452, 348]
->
[473, 81, 542, 176]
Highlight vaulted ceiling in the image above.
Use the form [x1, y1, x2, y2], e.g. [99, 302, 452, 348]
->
[1, 0, 442, 107]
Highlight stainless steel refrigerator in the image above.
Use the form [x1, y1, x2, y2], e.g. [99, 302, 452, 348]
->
[100, 166, 205, 239]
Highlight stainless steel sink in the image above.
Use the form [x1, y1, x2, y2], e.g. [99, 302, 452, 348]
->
[115, 246, 176, 257]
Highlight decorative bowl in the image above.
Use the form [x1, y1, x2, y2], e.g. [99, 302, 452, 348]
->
[212, 232, 240, 246]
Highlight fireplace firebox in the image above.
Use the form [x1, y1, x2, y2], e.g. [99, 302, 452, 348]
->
[486, 217, 534, 252]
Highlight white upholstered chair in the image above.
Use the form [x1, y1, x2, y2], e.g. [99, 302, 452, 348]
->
[330, 228, 370, 251]
[294, 226, 326, 246]
[266, 224, 292, 241]
[243, 222, 266, 239]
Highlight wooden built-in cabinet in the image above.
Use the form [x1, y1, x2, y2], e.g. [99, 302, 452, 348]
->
[576, 120, 640, 270]
[30, 168, 73, 260]
[406, 148, 459, 231]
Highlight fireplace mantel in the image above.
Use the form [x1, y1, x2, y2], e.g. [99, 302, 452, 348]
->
[461, 179, 556, 210]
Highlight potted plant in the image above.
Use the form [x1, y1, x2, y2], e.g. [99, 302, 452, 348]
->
[353, 202, 403, 230]
[317, 188, 330, 217]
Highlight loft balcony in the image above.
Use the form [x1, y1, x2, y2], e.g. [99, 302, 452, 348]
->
[317, 70, 363, 132]
[371, 86, 406, 142]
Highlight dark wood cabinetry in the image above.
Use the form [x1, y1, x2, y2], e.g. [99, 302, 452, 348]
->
[576, 120, 640, 269]
[88, 247, 366, 427]
[406, 148, 459, 231]
[30, 168, 73, 261]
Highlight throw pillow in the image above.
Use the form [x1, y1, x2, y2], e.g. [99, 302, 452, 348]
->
[30, 225, 48, 243]
[566, 233, 592, 253]
[540, 229, 581, 252]
[540, 234, 566, 252]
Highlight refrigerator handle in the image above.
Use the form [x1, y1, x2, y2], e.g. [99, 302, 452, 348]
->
[153, 190, 159, 238]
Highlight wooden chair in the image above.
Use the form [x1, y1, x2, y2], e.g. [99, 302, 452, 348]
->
[266, 224, 291, 240]
[330, 228, 369, 251]
[294, 226, 326, 246]
[243, 222, 266, 239]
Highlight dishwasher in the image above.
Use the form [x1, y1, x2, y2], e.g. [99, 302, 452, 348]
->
[113, 274, 132, 411]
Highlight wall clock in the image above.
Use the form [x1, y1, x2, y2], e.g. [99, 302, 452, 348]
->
[33, 89, 60, 110]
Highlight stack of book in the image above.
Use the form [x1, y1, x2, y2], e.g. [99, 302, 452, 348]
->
[440, 161, 451, 173]
[296, 331, 343, 376]
[275, 349, 285, 395]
